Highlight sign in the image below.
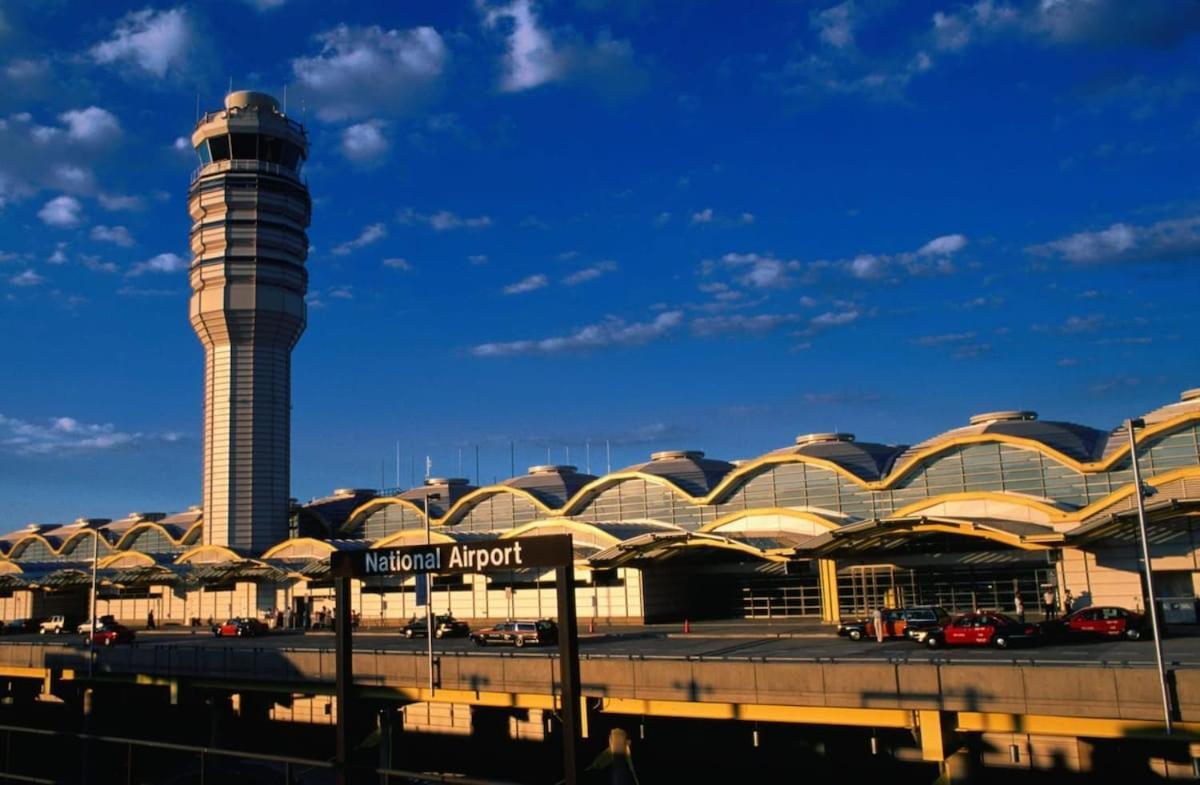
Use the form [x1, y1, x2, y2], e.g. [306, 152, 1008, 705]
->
[330, 534, 573, 578]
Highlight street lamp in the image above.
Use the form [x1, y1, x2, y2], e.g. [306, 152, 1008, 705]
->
[1127, 417, 1172, 734]
[88, 527, 98, 677]
[423, 491, 442, 694]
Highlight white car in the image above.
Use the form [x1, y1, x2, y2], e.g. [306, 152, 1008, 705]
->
[77, 615, 116, 634]
[39, 616, 66, 634]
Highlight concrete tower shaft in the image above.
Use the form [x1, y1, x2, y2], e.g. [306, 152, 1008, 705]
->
[188, 91, 311, 554]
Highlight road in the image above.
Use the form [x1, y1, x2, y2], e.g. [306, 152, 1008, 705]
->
[4, 627, 1199, 667]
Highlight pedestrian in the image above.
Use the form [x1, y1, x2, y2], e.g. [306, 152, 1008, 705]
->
[1063, 589, 1074, 616]
[872, 607, 885, 643]
[1014, 594, 1025, 623]
[1042, 588, 1056, 620]
[147, 609, 155, 630]
[276, 609, 284, 629]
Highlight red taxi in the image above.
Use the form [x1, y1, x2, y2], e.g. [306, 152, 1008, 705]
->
[919, 612, 1039, 649]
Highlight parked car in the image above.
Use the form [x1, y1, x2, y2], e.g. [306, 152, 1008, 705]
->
[84, 622, 135, 647]
[78, 615, 117, 635]
[470, 620, 558, 648]
[401, 614, 470, 639]
[838, 607, 951, 641]
[39, 615, 68, 635]
[212, 618, 269, 638]
[1, 618, 37, 635]
[1043, 606, 1153, 642]
[919, 612, 1039, 649]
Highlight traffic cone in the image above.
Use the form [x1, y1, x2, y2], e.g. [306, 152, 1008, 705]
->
[683, 618, 690, 634]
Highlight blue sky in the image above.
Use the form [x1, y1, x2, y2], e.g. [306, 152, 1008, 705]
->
[1, 0, 1198, 525]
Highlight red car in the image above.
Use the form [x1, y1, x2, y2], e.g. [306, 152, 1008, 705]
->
[211, 618, 269, 638]
[84, 623, 135, 647]
[1047, 606, 1152, 642]
[920, 612, 1039, 649]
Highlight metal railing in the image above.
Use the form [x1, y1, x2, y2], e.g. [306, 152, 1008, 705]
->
[190, 159, 303, 185]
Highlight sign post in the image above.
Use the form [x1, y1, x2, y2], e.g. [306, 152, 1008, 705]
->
[330, 534, 581, 785]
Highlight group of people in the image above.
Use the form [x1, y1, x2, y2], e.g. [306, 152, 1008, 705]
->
[1011, 588, 1074, 622]
[260, 606, 362, 630]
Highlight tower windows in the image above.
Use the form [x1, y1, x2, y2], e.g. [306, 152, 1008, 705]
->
[208, 135, 231, 162]
[196, 133, 305, 173]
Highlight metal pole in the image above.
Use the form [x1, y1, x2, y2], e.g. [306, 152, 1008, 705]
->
[555, 549, 581, 785]
[424, 494, 434, 694]
[1127, 418, 1173, 733]
[334, 575, 354, 784]
[89, 530, 98, 677]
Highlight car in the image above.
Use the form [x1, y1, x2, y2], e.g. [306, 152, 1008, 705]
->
[470, 620, 559, 648]
[84, 622, 135, 647]
[211, 617, 269, 638]
[920, 611, 1040, 649]
[401, 614, 470, 639]
[838, 607, 951, 641]
[39, 615, 68, 635]
[78, 615, 117, 635]
[1044, 606, 1153, 642]
[1, 618, 38, 635]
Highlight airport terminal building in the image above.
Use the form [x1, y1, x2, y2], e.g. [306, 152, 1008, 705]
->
[3, 92, 1198, 631]
[2, 390, 1199, 628]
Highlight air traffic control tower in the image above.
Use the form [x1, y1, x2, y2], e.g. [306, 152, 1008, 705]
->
[188, 91, 310, 554]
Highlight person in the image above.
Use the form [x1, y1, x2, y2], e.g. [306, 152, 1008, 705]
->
[1043, 588, 1056, 620]
[317, 607, 327, 629]
[1063, 589, 1074, 615]
[276, 609, 284, 629]
[1014, 594, 1025, 623]
[147, 609, 156, 630]
[872, 607, 885, 643]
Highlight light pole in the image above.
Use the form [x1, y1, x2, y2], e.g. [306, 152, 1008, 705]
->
[88, 528, 99, 677]
[1127, 417, 1172, 733]
[424, 491, 442, 694]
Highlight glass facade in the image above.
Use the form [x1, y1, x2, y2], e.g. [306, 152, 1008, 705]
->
[455, 493, 542, 533]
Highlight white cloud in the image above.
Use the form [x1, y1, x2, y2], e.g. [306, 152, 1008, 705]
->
[383, 257, 413, 271]
[691, 208, 714, 224]
[4, 58, 49, 82]
[172, 137, 190, 151]
[690, 313, 802, 336]
[812, 1, 859, 49]
[563, 260, 617, 285]
[913, 331, 977, 346]
[478, 0, 642, 93]
[58, 107, 121, 144]
[332, 223, 387, 255]
[9, 269, 44, 287]
[98, 193, 143, 211]
[468, 254, 489, 265]
[90, 225, 135, 247]
[0, 412, 182, 455]
[47, 243, 68, 265]
[90, 7, 191, 79]
[398, 208, 493, 231]
[480, 0, 562, 91]
[340, 120, 388, 163]
[38, 195, 83, 228]
[712, 252, 804, 289]
[503, 273, 549, 294]
[1027, 217, 1200, 265]
[128, 252, 186, 276]
[473, 310, 684, 356]
[918, 233, 968, 256]
[292, 24, 447, 121]
[82, 255, 119, 274]
[809, 309, 860, 328]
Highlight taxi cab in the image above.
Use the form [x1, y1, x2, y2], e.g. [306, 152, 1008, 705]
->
[919, 611, 1039, 649]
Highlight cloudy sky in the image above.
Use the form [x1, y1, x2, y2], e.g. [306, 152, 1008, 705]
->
[1, 0, 1198, 524]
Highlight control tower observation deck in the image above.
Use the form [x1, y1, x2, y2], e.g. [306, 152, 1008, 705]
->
[187, 91, 311, 554]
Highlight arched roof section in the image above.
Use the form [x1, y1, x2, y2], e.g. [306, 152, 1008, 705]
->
[262, 538, 370, 559]
[616, 451, 734, 496]
[440, 485, 557, 527]
[563, 471, 706, 515]
[500, 519, 628, 549]
[700, 507, 847, 535]
[802, 515, 1062, 556]
[99, 550, 158, 569]
[340, 496, 431, 536]
[891, 491, 1073, 524]
[1102, 390, 1200, 460]
[181, 521, 203, 545]
[499, 465, 598, 508]
[588, 530, 792, 568]
[765, 434, 906, 482]
[114, 521, 189, 551]
[372, 529, 495, 549]
[299, 488, 377, 531]
[175, 544, 243, 565]
[0, 560, 24, 575]
[57, 528, 117, 557]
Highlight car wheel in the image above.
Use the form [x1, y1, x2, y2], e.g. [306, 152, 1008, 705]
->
[104, 637, 114, 647]
[473, 638, 486, 647]
[994, 636, 1008, 649]
[848, 629, 862, 641]
[237, 628, 245, 637]
[213, 630, 221, 638]
[435, 630, 444, 639]
[404, 629, 414, 639]
[925, 636, 940, 649]
[515, 636, 526, 648]
[1126, 628, 1142, 641]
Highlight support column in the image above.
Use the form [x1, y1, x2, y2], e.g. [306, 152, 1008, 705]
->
[819, 559, 841, 622]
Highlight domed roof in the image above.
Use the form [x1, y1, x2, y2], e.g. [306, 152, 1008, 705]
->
[893, 410, 1107, 467]
[397, 478, 476, 518]
[1101, 388, 1200, 460]
[300, 488, 378, 530]
[619, 450, 734, 496]
[501, 465, 598, 508]
[767, 433, 907, 482]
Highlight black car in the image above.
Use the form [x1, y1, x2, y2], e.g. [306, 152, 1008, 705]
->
[1, 618, 38, 635]
[470, 620, 559, 648]
[837, 606, 951, 641]
[401, 614, 470, 639]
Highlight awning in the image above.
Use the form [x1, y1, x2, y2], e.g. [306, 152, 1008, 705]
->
[1066, 499, 1200, 545]
[798, 516, 1063, 556]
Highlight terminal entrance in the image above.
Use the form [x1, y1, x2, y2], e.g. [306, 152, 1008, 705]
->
[837, 563, 1057, 617]
[741, 572, 822, 619]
